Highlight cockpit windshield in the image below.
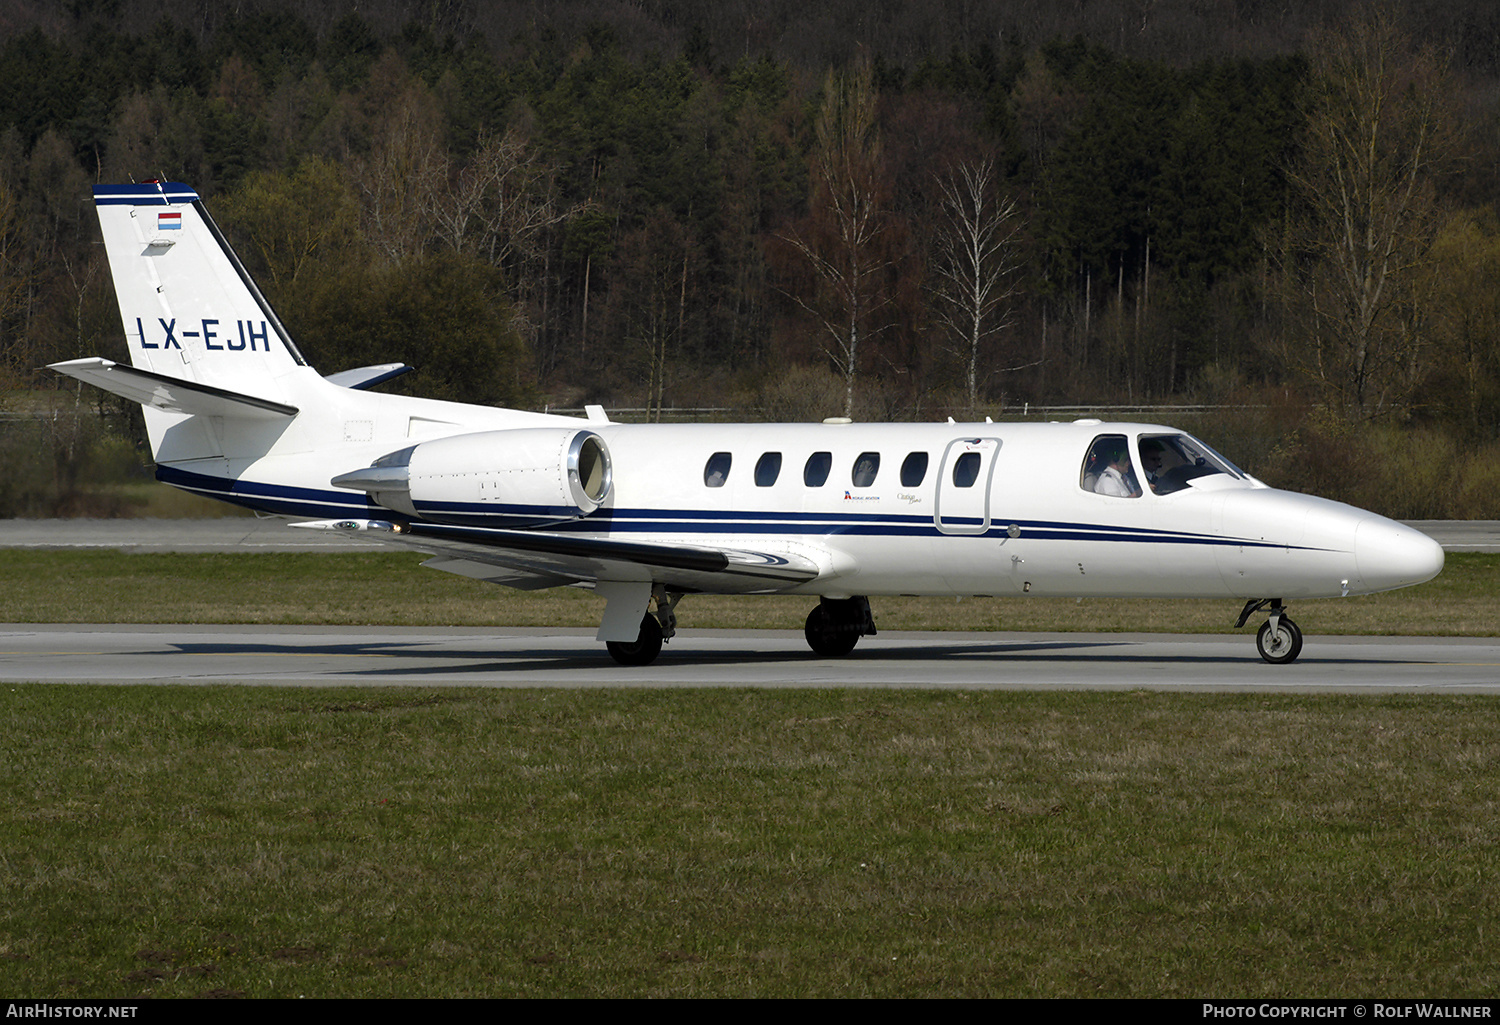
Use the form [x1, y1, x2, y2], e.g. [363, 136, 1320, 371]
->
[1137, 433, 1245, 495]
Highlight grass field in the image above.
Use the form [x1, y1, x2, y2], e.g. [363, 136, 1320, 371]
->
[2, 552, 1496, 997]
[4, 686, 1500, 998]
[1, 550, 1495, 635]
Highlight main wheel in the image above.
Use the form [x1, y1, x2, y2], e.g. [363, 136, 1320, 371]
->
[804, 604, 860, 657]
[607, 614, 664, 666]
[1256, 616, 1303, 665]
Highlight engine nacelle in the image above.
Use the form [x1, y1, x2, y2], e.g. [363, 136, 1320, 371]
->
[332, 427, 612, 527]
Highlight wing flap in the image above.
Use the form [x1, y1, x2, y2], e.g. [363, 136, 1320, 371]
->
[290, 518, 823, 592]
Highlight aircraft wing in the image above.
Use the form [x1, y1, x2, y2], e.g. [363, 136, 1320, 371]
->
[291, 518, 823, 593]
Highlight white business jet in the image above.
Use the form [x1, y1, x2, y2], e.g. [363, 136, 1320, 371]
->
[52, 182, 1445, 666]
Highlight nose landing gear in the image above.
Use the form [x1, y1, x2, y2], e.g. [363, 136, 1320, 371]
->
[1237, 598, 1303, 664]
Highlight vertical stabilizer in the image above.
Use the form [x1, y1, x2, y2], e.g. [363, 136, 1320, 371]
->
[92, 182, 307, 400]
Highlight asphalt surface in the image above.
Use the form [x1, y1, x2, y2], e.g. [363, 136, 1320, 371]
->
[3, 624, 1497, 691]
[0, 516, 377, 551]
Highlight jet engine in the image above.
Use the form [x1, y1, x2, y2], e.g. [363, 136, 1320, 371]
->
[331, 427, 612, 527]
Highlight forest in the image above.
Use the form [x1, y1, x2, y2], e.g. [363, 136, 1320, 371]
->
[2, 0, 1500, 518]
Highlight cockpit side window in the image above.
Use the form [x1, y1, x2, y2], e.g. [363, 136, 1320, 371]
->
[1139, 433, 1243, 495]
[1081, 435, 1140, 498]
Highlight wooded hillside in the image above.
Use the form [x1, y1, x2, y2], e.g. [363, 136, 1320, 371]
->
[4, 0, 1500, 517]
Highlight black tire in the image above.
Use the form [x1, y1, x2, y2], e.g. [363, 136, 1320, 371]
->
[804, 604, 860, 657]
[607, 614, 664, 666]
[1256, 616, 1303, 665]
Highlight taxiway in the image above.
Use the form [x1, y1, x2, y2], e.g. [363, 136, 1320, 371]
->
[3, 624, 1497, 691]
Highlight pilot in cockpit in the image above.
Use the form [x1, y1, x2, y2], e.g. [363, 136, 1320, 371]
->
[1088, 439, 1141, 498]
[1140, 438, 1166, 493]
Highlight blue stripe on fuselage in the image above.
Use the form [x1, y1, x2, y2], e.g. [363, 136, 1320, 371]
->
[153, 465, 1323, 552]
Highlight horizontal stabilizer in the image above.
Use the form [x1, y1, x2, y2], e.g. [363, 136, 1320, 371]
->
[49, 358, 298, 420]
[324, 363, 414, 391]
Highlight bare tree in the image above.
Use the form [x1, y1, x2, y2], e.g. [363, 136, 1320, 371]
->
[777, 54, 896, 418]
[1008, 52, 1082, 192]
[431, 126, 571, 269]
[1423, 209, 1500, 438]
[928, 159, 1029, 413]
[429, 126, 579, 362]
[1274, 6, 1458, 420]
[607, 210, 697, 421]
[0, 180, 31, 387]
[348, 62, 446, 264]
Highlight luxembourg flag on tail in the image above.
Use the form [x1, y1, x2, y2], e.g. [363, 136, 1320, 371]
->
[157, 211, 182, 230]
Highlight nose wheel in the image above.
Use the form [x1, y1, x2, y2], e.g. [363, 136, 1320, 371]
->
[1255, 615, 1303, 664]
[1238, 598, 1303, 665]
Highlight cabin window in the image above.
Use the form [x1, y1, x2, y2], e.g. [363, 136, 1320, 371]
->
[804, 451, 832, 487]
[1080, 435, 1140, 498]
[951, 452, 981, 488]
[851, 452, 880, 487]
[900, 452, 929, 487]
[704, 452, 732, 487]
[755, 452, 782, 487]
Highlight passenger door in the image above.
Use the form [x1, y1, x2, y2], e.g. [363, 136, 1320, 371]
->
[934, 437, 1001, 535]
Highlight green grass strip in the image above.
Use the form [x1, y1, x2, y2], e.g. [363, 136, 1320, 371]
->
[3, 686, 1499, 997]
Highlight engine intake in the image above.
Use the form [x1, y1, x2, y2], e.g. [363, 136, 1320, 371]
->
[332, 428, 612, 527]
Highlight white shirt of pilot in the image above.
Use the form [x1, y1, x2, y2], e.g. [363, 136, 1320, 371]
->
[1095, 465, 1134, 497]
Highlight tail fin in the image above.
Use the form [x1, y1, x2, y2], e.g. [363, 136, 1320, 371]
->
[55, 182, 337, 468]
[91, 182, 309, 400]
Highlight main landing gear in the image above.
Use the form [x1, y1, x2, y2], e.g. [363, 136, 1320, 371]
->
[1237, 598, 1304, 665]
[605, 587, 681, 667]
[804, 596, 877, 657]
[606, 614, 664, 666]
[605, 592, 877, 664]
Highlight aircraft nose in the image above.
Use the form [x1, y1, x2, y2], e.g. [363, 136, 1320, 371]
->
[1354, 518, 1445, 593]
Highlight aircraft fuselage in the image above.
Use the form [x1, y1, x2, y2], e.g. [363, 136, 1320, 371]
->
[152, 409, 1443, 604]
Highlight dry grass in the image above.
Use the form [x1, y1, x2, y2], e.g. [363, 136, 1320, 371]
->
[3, 686, 1499, 997]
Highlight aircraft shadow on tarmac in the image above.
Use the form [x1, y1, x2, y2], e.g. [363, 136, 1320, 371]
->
[158, 637, 1412, 676]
